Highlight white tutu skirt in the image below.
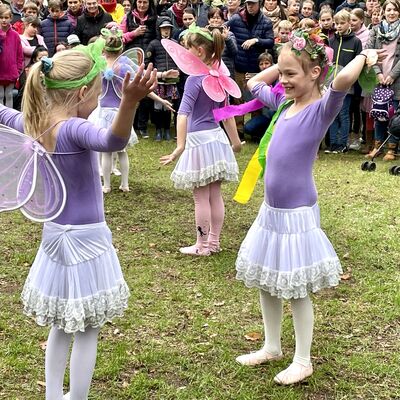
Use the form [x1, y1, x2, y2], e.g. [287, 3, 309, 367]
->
[236, 202, 342, 299]
[21, 222, 130, 333]
[171, 127, 239, 189]
[97, 107, 138, 148]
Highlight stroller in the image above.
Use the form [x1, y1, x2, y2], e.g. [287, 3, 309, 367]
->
[361, 103, 400, 175]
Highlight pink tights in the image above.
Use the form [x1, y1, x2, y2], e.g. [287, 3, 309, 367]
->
[192, 181, 224, 250]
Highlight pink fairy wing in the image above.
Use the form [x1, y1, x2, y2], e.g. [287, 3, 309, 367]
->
[202, 75, 226, 103]
[111, 48, 144, 99]
[213, 60, 230, 77]
[218, 74, 241, 99]
[0, 124, 36, 212]
[161, 39, 209, 76]
[20, 143, 67, 222]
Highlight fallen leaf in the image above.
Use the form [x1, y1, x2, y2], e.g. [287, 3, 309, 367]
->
[244, 332, 262, 341]
[341, 274, 351, 281]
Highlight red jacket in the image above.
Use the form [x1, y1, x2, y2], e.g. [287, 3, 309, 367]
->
[0, 27, 24, 82]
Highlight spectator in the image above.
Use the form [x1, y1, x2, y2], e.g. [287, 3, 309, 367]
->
[10, 0, 23, 23]
[364, 0, 379, 26]
[300, 0, 318, 20]
[286, 0, 300, 29]
[66, 32, 81, 46]
[274, 19, 292, 43]
[319, 8, 335, 39]
[74, 0, 112, 44]
[335, 0, 360, 13]
[166, 0, 189, 30]
[226, 0, 274, 135]
[12, 2, 39, 33]
[41, 0, 73, 55]
[368, 4, 381, 28]
[188, 0, 209, 26]
[224, 0, 241, 20]
[122, 0, 132, 13]
[172, 7, 197, 40]
[66, 0, 83, 28]
[19, 16, 46, 66]
[262, 0, 287, 36]
[365, 0, 400, 161]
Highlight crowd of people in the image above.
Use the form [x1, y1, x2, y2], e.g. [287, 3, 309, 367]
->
[0, 0, 398, 398]
[1, 0, 399, 157]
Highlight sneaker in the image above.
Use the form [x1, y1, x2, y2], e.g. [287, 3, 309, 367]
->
[349, 138, 362, 151]
[139, 130, 149, 139]
[155, 130, 162, 141]
[324, 144, 338, 154]
[164, 129, 171, 141]
[336, 145, 348, 153]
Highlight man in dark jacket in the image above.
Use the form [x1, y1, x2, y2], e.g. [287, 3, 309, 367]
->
[41, 0, 74, 55]
[10, 0, 24, 23]
[226, 0, 274, 134]
[74, 0, 112, 45]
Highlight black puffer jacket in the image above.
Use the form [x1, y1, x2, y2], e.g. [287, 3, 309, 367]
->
[74, 7, 113, 45]
[123, 10, 157, 51]
[145, 17, 178, 78]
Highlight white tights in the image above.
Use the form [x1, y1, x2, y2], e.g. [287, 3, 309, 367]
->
[45, 326, 100, 400]
[0, 84, 14, 108]
[102, 151, 129, 189]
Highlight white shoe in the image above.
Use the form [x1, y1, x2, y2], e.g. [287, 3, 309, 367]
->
[63, 393, 70, 400]
[236, 349, 283, 366]
[274, 362, 313, 385]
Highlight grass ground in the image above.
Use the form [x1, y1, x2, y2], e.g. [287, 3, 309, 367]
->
[0, 138, 399, 400]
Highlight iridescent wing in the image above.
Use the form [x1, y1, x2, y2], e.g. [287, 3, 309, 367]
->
[161, 39, 209, 76]
[0, 124, 66, 223]
[111, 48, 144, 99]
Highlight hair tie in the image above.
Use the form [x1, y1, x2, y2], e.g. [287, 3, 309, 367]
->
[41, 56, 54, 75]
[101, 27, 123, 38]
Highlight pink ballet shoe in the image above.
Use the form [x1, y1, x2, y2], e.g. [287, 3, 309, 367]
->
[273, 362, 313, 385]
[179, 245, 210, 256]
[119, 185, 130, 192]
[102, 186, 111, 194]
[236, 349, 283, 366]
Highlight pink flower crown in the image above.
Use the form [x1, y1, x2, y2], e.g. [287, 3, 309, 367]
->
[288, 28, 331, 68]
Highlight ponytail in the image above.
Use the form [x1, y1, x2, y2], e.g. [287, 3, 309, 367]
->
[211, 28, 224, 66]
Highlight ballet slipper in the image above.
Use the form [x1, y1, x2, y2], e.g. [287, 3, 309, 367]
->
[273, 362, 313, 385]
[119, 185, 130, 192]
[236, 349, 283, 366]
[179, 245, 210, 256]
[102, 186, 111, 194]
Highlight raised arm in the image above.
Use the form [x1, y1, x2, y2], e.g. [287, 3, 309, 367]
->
[247, 64, 279, 92]
[332, 49, 385, 93]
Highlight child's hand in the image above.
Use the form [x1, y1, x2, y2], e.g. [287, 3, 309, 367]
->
[162, 99, 175, 112]
[122, 63, 157, 104]
[160, 153, 176, 165]
[164, 69, 180, 79]
[232, 142, 242, 153]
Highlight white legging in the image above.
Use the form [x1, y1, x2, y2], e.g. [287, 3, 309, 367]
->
[0, 84, 14, 108]
[260, 290, 314, 366]
[45, 326, 100, 400]
[102, 151, 129, 189]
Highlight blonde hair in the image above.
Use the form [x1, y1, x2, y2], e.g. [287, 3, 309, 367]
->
[299, 17, 316, 29]
[22, 50, 98, 138]
[351, 8, 365, 20]
[23, 2, 39, 12]
[278, 20, 293, 31]
[0, 4, 12, 17]
[185, 28, 224, 66]
[334, 9, 351, 22]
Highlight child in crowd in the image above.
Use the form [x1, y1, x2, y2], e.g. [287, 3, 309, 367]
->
[122, 0, 132, 14]
[286, 0, 300, 29]
[299, 17, 316, 30]
[274, 19, 292, 44]
[235, 27, 383, 385]
[20, 16, 47, 66]
[66, 0, 82, 28]
[335, 0, 360, 13]
[12, 1, 39, 33]
[300, 0, 318, 21]
[145, 17, 180, 141]
[41, 0, 73, 56]
[369, 5, 382, 28]
[244, 52, 276, 141]
[326, 9, 362, 153]
[173, 7, 197, 39]
[0, 39, 157, 399]
[319, 8, 335, 39]
[160, 26, 242, 256]
[364, 0, 379, 26]
[0, 4, 23, 108]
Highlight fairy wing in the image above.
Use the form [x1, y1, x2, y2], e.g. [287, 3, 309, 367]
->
[110, 48, 144, 99]
[202, 75, 226, 103]
[0, 124, 66, 223]
[218, 74, 241, 99]
[0, 124, 37, 212]
[161, 39, 209, 76]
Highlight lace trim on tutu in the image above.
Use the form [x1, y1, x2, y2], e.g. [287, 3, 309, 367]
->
[21, 280, 130, 333]
[236, 256, 342, 299]
[171, 160, 239, 189]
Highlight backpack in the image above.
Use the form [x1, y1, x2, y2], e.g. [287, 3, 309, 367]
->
[370, 86, 394, 122]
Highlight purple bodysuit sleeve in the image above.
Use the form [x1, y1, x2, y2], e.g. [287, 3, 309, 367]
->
[178, 75, 203, 116]
[250, 82, 286, 110]
[0, 105, 24, 132]
[318, 84, 348, 121]
[61, 118, 129, 152]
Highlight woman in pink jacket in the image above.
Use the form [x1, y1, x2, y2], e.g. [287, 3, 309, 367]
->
[0, 4, 23, 108]
[19, 16, 47, 66]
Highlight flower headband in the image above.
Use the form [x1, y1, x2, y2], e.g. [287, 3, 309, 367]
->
[188, 22, 213, 42]
[288, 29, 330, 68]
[101, 27, 123, 52]
[43, 38, 107, 90]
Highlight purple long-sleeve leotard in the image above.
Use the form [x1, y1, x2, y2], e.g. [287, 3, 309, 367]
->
[178, 75, 224, 133]
[0, 105, 128, 225]
[251, 82, 347, 209]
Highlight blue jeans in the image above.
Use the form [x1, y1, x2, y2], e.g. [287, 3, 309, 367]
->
[374, 100, 399, 144]
[244, 111, 274, 141]
[329, 94, 352, 147]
